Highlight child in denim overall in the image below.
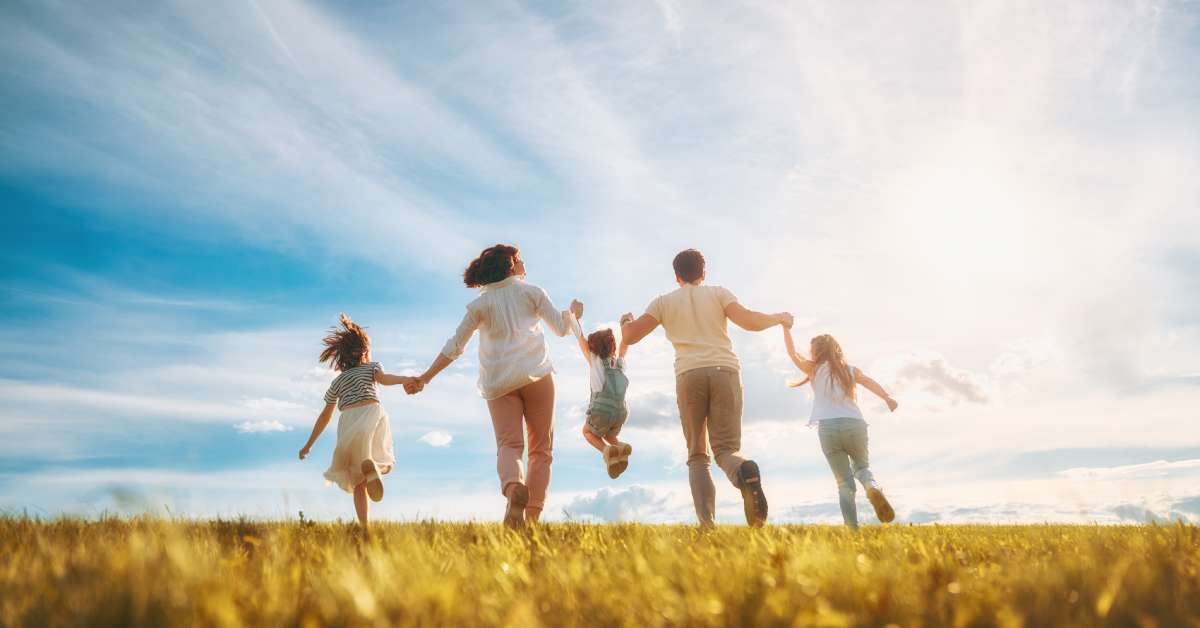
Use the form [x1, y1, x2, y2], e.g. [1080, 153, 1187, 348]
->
[571, 313, 633, 478]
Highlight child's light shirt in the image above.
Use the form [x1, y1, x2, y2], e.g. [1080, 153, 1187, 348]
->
[440, 276, 574, 400]
[808, 363, 864, 425]
[569, 316, 625, 393]
[324, 361, 382, 410]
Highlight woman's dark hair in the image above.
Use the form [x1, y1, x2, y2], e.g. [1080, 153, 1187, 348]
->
[673, 248, 705, 283]
[586, 329, 616, 361]
[319, 313, 371, 372]
[464, 244, 520, 288]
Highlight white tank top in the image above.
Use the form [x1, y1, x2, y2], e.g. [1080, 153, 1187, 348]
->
[808, 362, 863, 425]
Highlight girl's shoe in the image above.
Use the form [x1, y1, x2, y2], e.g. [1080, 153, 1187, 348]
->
[361, 459, 384, 502]
[866, 487, 895, 523]
[503, 484, 529, 530]
[603, 445, 625, 479]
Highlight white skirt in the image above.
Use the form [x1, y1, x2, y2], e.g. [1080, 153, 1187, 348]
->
[323, 403, 395, 493]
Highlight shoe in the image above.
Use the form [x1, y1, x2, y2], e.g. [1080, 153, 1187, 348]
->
[604, 445, 626, 479]
[361, 459, 384, 502]
[738, 460, 768, 527]
[503, 484, 529, 530]
[867, 486, 895, 523]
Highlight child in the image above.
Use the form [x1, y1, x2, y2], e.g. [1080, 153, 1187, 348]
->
[782, 324, 899, 530]
[570, 313, 633, 478]
[298, 314, 420, 526]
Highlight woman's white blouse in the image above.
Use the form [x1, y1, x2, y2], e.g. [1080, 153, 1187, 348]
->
[440, 276, 573, 400]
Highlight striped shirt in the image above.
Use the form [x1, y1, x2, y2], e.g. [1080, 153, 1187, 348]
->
[323, 362, 382, 410]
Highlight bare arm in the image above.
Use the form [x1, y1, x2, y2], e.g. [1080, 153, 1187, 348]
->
[569, 312, 592, 363]
[620, 313, 659, 346]
[617, 313, 634, 358]
[855, 369, 898, 412]
[782, 325, 815, 375]
[376, 372, 418, 386]
[726, 302, 792, 332]
[298, 403, 335, 459]
[415, 353, 453, 389]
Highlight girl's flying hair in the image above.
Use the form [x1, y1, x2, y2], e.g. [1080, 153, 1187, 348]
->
[789, 334, 857, 401]
[320, 313, 371, 372]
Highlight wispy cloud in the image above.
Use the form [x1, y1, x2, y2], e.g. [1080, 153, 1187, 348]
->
[417, 430, 453, 448]
[1059, 459, 1200, 480]
[235, 420, 293, 434]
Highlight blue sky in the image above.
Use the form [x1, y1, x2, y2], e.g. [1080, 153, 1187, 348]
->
[2, 0, 1199, 524]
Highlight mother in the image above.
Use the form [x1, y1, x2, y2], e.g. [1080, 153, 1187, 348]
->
[409, 244, 581, 529]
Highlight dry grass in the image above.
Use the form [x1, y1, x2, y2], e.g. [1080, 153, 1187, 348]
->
[1, 518, 1197, 627]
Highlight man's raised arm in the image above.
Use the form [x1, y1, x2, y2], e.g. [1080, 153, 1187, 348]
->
[725, 302, 792, 332]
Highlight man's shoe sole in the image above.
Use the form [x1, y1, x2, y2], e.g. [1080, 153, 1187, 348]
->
[867, 487, 895, 523]
[738, 460, 768, 527]
[361, 459, 384, 502]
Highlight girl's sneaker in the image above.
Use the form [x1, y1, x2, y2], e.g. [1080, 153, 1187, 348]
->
[866, 487, 895, 523]
[360, 459, 384, 502]
[503, 483, 529, 530]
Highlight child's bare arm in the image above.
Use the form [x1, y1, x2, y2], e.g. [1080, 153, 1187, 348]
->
[299, 403, 335, 459]
[618, 313, 633, 358]
[375, 372, 417, 386]
[782, 325, 815, 375]
[855, 369, 898, 412]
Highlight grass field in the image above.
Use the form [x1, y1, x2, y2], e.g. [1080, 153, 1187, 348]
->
[1, 518, 1197, 627]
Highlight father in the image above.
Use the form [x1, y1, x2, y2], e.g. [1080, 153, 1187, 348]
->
[621, 249, 792, 527]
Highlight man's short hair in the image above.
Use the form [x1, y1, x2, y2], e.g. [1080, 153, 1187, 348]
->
[673, 249, 705, 283]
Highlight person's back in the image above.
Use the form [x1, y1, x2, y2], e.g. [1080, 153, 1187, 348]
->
[647, 284, 739, 376]
[808, 362, 864, 425]
[620, 248, 792, 527]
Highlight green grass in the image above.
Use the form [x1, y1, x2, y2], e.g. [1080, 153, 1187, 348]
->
[1, 518, 1198, 627]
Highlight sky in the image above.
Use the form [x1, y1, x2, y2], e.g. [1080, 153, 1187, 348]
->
[1, 0, 1198, 525]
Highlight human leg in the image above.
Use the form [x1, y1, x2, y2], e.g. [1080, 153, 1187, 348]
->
[520, 374, 556, 522]
[677, 369, 716, 526]
[353, 482, 369, 526]
[488, 390, 527, 528]
[819, 423, 858, 529]
[844, 421, 894, 523]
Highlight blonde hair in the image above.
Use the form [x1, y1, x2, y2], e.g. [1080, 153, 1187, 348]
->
[789, 334, 856, 401]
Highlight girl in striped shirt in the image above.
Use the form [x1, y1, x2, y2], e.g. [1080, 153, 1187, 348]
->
[298, 314, 421, 527]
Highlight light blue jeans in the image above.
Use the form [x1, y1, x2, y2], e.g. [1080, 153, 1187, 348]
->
[817, 417, 877, 530]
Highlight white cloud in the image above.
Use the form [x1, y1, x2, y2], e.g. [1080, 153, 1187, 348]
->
[235, 420, 294, 434]
[1059, 459, 1200, 480]
[561, 485, 682, 523]
[417, 430, 453, 448]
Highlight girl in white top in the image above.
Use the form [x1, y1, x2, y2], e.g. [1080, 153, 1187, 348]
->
[410, 244, 582, 529]
[783, 324, 899, 529]
[569, 313, 634, 479]
[298, 314, 422, 527]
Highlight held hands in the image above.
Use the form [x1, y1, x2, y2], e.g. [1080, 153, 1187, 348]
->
[619, 312, 635, 326]
[775, 312, 795, 329]
[569, 299, 584, 320]
[403, 376, 426, 395]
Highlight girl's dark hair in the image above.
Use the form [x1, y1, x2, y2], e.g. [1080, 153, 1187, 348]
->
[464, 244, 520, 288]
[319, 313, 371, 372]
[586, 329, 616, 361]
